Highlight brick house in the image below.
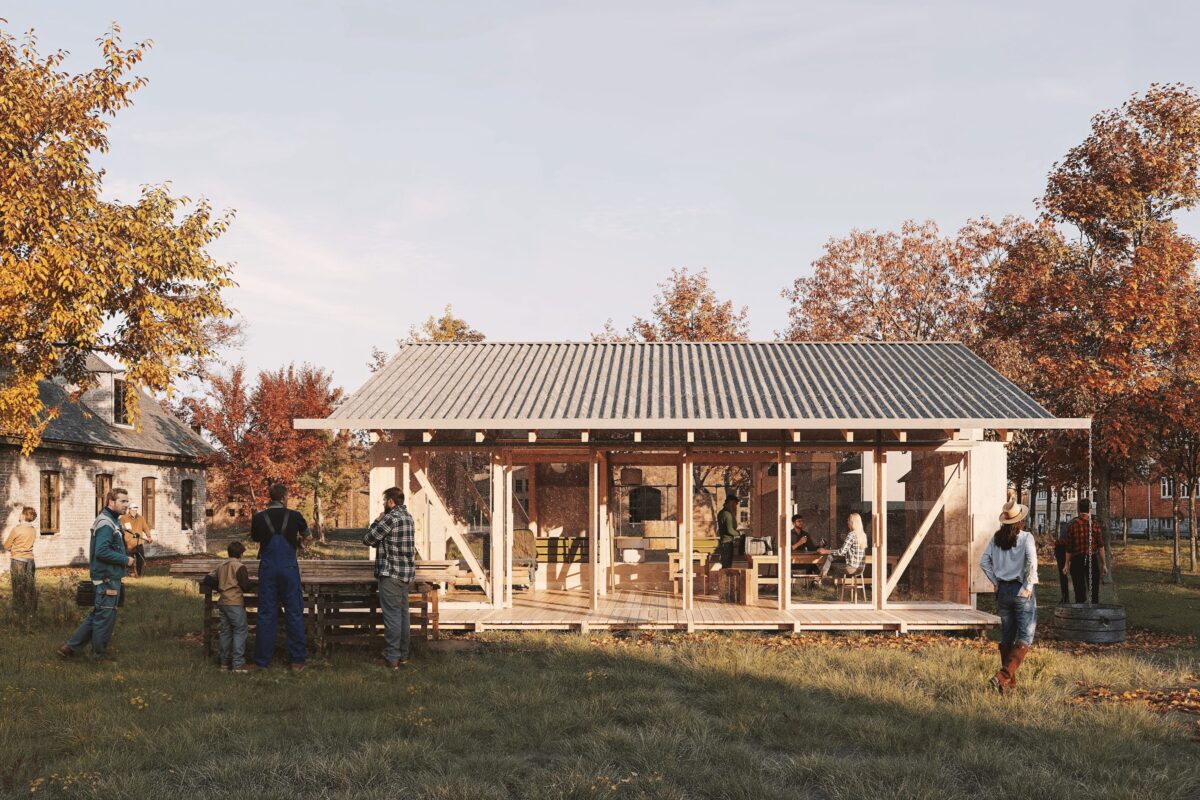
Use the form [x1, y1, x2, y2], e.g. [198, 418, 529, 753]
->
[1, 356, 210, 571]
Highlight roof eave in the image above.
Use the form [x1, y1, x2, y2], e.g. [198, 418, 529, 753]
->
[295, 417, 1092, 431]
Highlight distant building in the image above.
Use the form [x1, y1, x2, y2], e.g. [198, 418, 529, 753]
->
[1, 355, 210, 571]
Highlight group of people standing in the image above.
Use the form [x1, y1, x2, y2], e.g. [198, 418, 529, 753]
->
[51, 481, 417, 673]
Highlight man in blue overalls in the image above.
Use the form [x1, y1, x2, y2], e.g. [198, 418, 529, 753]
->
[58, 487, 134, 661]
[251, 483, 311, 670]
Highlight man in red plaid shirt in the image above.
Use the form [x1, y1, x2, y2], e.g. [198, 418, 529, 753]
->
[1062, 498, 1107, 604]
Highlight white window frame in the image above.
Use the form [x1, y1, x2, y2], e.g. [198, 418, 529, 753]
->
[1161, 477, 1174, 499]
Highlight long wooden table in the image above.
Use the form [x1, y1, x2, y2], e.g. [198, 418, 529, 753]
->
[169, 559, 458, 657]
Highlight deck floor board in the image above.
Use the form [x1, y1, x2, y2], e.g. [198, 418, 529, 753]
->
[436, 590, 998, 632]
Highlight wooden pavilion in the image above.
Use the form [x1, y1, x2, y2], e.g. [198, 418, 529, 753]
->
[295, 341, 1088, 633]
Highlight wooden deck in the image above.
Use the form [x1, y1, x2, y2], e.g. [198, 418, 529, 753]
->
[438, 589, 998, 633]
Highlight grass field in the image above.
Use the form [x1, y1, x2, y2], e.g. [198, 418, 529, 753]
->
[0, 544, 1197, 799]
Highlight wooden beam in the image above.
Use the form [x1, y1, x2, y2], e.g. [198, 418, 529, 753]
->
[777, 449, 791, 611]
[874, 449, 887, 610]
[422, 430, 434, 443]
[884, 461, 962, 599]
[841, 430, 855, 443]
[996, 428, 1014, 443]
[580, 430, 590, 443]
[791, 430, 801, 443]
[412, 466, 491, 597]
[892, 430, 907, 443]
[687, 430, 696, 443]
[633, 431, 642, 443]
[738, 430, 748, 443]
[943, 428, 959, 440]
[528, 431, 537, 443]
[475, 431, 486, 444]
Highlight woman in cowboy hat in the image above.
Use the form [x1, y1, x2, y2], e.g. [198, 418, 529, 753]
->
[980, 490, 1039, 694]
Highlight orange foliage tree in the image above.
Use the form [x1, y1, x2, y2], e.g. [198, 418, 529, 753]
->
[595, 267, 749, 342]
[983, 84, 1200, 552]
[0, 26, 234, 451]
[184, 364, 346, 526]
[780, 218, 1024, 343]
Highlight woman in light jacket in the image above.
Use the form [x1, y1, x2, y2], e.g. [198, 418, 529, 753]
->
[980, 491, 1038, 694]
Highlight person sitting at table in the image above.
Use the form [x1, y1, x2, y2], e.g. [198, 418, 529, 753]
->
[816, 512, 867, 584]
[790, 514, 820, 574]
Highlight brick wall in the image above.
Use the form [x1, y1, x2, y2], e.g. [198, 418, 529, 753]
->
[0, 446, 207, 571]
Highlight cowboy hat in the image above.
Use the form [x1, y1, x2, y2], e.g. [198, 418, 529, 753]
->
[998, 490, 1029, 525]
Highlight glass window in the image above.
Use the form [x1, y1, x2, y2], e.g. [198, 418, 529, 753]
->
[181, 479, 195, 530]
[1161, 477, 1173, 499]
[113, 378, 130, 425]
[95, 473, 113, 515]
[142, 477, 156, 527]
[39, 471, 60, 534]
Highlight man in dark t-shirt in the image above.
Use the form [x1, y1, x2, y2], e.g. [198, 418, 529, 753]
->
[790, 514, 820, 574]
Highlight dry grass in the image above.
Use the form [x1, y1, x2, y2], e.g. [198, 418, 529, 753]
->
[1, 558, 1198, 799]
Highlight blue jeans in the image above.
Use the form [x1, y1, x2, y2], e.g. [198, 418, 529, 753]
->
[378, 576, 411, 662]
[67, 577, 121, 657]
[218, 604, 248, 668]
[996, 581, 1037, 647]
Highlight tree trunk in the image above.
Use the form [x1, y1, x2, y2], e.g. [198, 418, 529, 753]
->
[1119, 482, 1128, 545]
[1030, 473, 1041, 540]
[1172, 485, 1182, 585]
[1097, 466, 1113, 582]
[1052, 486, 1062, 540]
[1189, 479, 1197, 573]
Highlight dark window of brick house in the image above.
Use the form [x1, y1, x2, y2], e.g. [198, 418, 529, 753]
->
[181, 479, 194, 530]
[96, 473, 113, 516]
[113, 378, 130, 425]
[142, 477, 156, 527]
[40, 471, 60, 534]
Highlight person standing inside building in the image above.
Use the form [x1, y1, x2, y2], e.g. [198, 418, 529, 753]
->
[3, 507, 39, 617]
[250, 484, 311, 670]
[715, 495, 741, 569]
[120, 504, 155, 578]
[981, 492, 1038, 694]
[1063, 498, 1106, 605]
[363, 487, 416, 669]
[58, 488, 133, 661]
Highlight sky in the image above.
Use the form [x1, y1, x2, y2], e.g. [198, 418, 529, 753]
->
[7, 1, 1200, 394]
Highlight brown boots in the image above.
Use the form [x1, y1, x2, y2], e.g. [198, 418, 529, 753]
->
[989, 642, 1030, 694]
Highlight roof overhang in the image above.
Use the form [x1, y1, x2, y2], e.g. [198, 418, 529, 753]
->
[295, 417, 1091, 431]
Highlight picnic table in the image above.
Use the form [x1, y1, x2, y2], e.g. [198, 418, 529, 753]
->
[169, 559, 459, 657]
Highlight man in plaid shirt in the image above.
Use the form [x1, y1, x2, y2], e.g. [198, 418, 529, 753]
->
[1062, 498, 1107, 604]
[363, 487, 416, 668]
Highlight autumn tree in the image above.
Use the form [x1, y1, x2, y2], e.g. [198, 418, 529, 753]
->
[781, 218, 1025, 343]
[0, 25, 235, 451]
[184, 363, 344, 519]
[408, 305, 485, 343]
[595, 267, 750, 342]
[983, 84, 1200, 558]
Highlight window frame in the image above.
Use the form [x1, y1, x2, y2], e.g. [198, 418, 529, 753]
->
[95, 473, 114, 516]
[40, 471, 61, 534]
[142, 476, 157, 529]
[181, 478, 195, 531]
[1161, 477, 1174, 499]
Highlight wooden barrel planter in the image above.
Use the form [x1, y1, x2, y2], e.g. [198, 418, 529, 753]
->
[1053, 603, 1127, 644]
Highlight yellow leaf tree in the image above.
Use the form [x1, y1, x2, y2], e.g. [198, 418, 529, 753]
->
[0, 25, 235, 451]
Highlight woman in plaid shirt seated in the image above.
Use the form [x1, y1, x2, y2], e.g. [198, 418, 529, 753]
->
[817, 512, 867, 581]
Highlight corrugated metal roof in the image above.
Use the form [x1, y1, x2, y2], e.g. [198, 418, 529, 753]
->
[301, 342, 1086, 430]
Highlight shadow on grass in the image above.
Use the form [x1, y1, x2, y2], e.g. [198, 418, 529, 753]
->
[1, 567, 1198, 800]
